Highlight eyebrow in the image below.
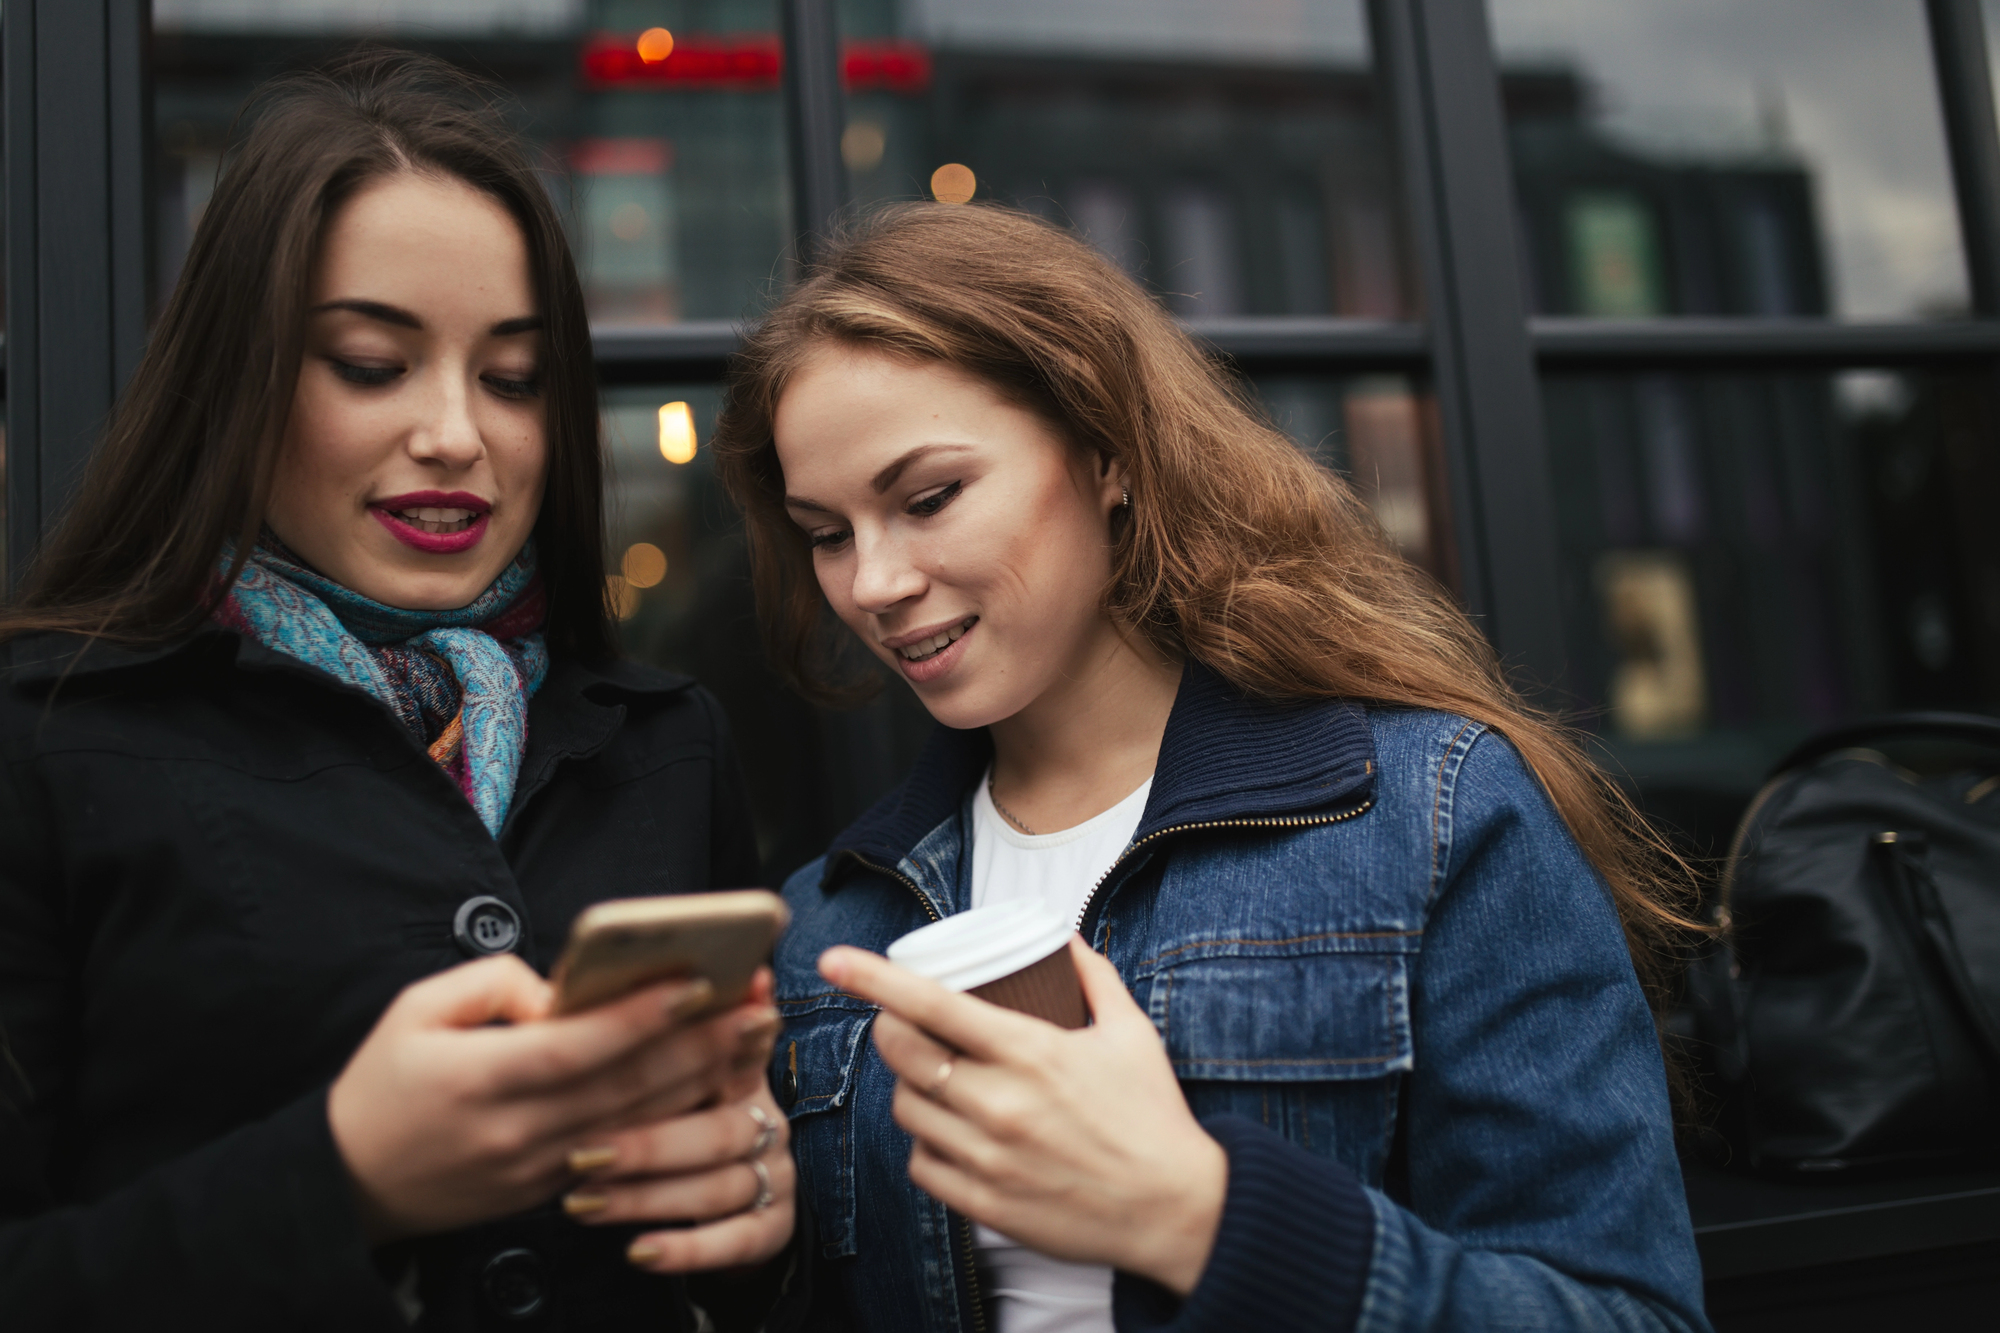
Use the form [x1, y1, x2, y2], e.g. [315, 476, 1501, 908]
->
[782, 443, 976, 515]
[309, 299, 542, 337]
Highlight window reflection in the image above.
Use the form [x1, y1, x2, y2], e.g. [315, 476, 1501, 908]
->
[1544, 368, 2000, 855]
[153, 0, 790, 325]
[1252, 375, 1453, 587]
[1596, 550, 1707, 740]
[1493, 0, 1969, 320]
[838, 0, 1413, 320]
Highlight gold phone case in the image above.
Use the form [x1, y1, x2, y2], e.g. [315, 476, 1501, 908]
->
[549, 889, 790, 1017]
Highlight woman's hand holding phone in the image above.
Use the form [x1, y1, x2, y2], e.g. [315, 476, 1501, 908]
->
[327, 953, 780, 1246]
[560, 1057, 797, 1273]
[818, 938, 1229, 1297]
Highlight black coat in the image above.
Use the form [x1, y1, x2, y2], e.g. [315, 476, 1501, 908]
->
[0, 628, 766, 1330]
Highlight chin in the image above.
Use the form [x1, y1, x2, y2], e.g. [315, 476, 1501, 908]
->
[900, 675, 1028, 733]
[358, 571, 490, 613]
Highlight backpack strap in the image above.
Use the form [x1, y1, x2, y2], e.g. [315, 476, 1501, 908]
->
[1772, 711, 2000, 778]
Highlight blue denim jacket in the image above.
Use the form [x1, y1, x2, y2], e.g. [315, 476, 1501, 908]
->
[771, 663, 1711, 1332]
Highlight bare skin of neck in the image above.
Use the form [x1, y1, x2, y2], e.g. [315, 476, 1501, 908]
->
[986, 618, 1182, 835]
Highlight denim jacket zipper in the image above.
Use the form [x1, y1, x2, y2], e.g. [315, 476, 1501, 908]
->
[1068, 796, 1377, 937]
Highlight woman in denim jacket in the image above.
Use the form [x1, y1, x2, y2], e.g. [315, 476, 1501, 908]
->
[713, 203, 1711, 1333]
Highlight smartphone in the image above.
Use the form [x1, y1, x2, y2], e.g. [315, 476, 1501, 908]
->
[549, 889, 790, 1018]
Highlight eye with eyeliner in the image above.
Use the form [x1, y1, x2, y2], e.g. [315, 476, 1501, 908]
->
[804, 479, 964, 554]
[330, 358, 401, 387]
[908, 480, 962, 516]
[483, 371, 540, 400]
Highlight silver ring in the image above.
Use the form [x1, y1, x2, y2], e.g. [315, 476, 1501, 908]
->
[746, 1103, 779, 1158]
[747, 1157, 775, 1211]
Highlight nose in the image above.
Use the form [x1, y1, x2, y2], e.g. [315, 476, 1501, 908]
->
[848, 528, 927, 615]
[406, 366, 485, 469]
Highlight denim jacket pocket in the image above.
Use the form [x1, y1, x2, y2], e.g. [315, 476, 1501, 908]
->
[774, 997, 872, 1258]
[1144, 942, 1417, 1180]
[1148, 943, 1416, 1082]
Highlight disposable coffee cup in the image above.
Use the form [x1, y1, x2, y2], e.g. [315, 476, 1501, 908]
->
[886, 900, 1088, 1029]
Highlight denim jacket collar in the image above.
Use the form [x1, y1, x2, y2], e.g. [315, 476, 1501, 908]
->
[822, 658, 1378, 894]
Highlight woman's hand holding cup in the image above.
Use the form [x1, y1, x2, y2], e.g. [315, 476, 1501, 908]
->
[328, 954, 779, 1247]
[818, 937, 1229, 1297]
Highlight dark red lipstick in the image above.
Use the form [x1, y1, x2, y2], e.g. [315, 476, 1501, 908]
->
[369, 490, 493, 555]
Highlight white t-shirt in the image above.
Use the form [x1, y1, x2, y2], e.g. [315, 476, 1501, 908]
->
[966, 770, 1153, 1333]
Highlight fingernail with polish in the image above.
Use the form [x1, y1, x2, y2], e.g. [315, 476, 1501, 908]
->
[563, 1191, 609, 1217]
[568, 1145, 618, 1173]
[627, 1240, 663, 1266]
[665, 978, 715, 1020]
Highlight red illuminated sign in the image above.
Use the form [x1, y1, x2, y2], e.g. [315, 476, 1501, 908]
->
[580, 33, 932, 93]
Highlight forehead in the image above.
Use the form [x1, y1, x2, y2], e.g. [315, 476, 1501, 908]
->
[774, 346, 1046, 478]
[315, 172, 530, 302]
[780, 344, 1000, 418]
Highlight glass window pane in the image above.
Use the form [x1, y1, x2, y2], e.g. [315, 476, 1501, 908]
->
[1250, 373, 1456, 589]
[1491, 0, 1970, 320]
[1542, 367, 2000, 855]
[838, 0, 1415, 320]
[153, 1, 791, 325]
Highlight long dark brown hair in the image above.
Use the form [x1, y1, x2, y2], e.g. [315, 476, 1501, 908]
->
[712, 202, 1701, 1017]
[0, 48, 614, 661]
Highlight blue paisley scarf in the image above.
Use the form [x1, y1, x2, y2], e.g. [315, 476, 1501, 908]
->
[214, 537, 550, 836]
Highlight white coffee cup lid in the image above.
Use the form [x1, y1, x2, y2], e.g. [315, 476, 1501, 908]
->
[886, 899, 1073, 993]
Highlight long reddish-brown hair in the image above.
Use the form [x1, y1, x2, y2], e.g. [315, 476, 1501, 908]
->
[712, 202, 1699, 1014]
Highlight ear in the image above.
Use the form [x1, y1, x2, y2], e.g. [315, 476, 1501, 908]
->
[1095, 450, 1129, 518]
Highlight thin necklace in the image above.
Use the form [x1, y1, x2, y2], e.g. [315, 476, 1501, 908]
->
[986, 773, 1038, 836]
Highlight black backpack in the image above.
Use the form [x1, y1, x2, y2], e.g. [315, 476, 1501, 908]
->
[1690, 712, 2000, 1175]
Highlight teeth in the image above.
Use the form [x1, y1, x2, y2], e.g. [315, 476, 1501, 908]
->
[392, 506, 480, 534]
[898, 618, 974, 662]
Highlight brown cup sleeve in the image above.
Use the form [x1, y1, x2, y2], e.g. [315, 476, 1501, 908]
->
[967, 945, 1089, 1029]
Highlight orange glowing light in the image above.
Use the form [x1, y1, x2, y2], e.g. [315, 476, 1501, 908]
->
[636, 27, 675, 63]
[658, 401, 697, 464]
[622, 542, 668, 589]
[929, 163, 976, 204]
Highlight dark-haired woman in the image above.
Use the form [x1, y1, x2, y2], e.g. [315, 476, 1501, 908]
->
[713, 203, 1713, 1333]
[0, 55, 796, 1330]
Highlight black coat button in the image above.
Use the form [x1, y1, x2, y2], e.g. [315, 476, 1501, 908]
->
[454, 896, 522, 958]
[481, 1247, 546, 1319]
